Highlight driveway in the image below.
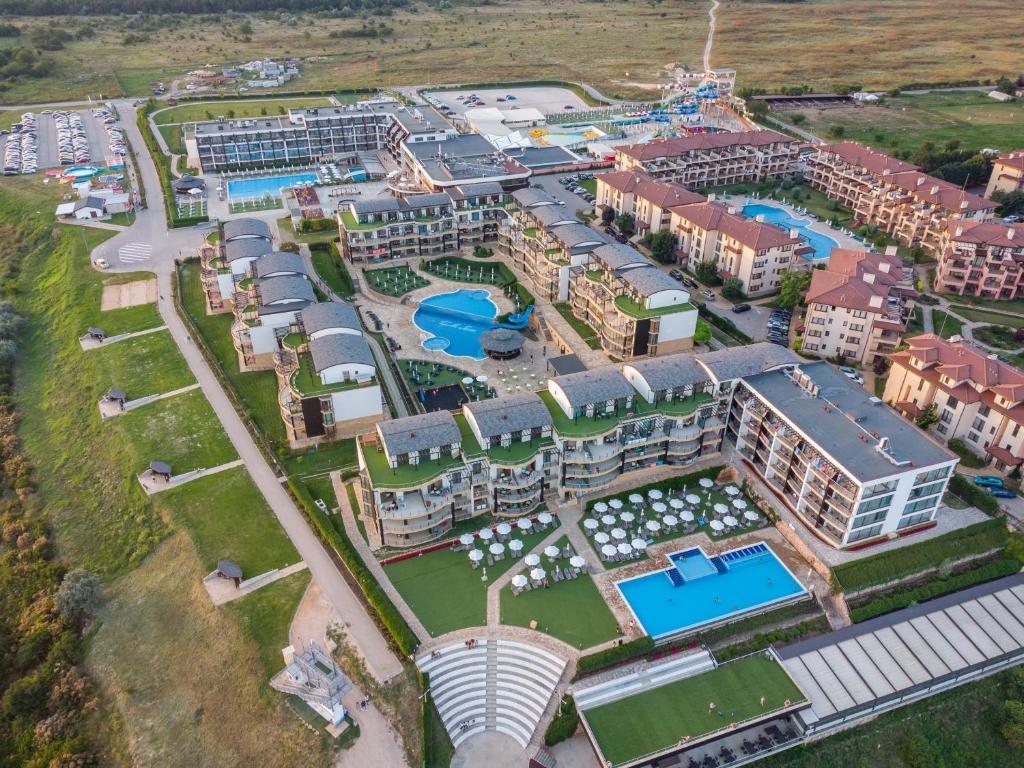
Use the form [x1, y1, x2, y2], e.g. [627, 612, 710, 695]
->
[529, 171, 605, 214]
[702, 298, 774, 341]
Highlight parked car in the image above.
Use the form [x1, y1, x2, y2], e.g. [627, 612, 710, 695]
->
[838, 366, 864, 384]
[669, 269, 684, 281]
[974, 475, 1006, 488]
[702, 289, 715, 300]
[732, 303, 752, 313]
[681, 276, 698, 289]
[93, 258, 109, 269]
[989, 487, 1017, 498]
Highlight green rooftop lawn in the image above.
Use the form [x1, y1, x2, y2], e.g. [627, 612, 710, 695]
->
[634, 391, 715, 418]
[384, 527, 553, 636]
[500, 537, 621, 649]
[538, 389, 621, 438]
[361, 441, 466, 489]
[584, 655, 805, 766]
[152, 97, 333, 125]
[93, 329, 195, 400]
[290, 351, 366, 397]
[487, 437, 553, 466]
[338, 210, 383, 231]
[614, 294, 696, 320]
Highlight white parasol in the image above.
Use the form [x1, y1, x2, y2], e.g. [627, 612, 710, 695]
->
[594, 531, 610, 544]
[669, 498, 684, 510]
[530, 568, 546, 581]
[646, 519, 661, 533]
[538, 511, 553, 525]
[459, 533, 474, 547]
[478, 527, 494, 541]
[710, 519, 725, 532]
[617, 542, 633, 556]
[648, 489, 664, 500]
[508, 539, 524, 552]
[517, 518, 532, 531]
[524, 553, 540, 566]
[468, 549, 483, 562]
[569, 555, 586, 569]
[686, 494, 701, 505]
[611, 528, 627, 540]
[699, 478, 714, 489]
[609, 498, 623, 510]
[489, 542, 505, 555]
[496, 522, 512, 536]
[680, 510, 695, 522]
[593, 502, 608, 514]
[652, 501, 667, 514]
[714, 503, 729, 515]
[583, 518, 599, 531]
[723, 515, 738, 527]
[544, 545, 561, 558]
[601, 544, 617, 558]
[663, 514, 679, 527]
[620, 511, 635, 523]
[511, 574, 528, 588]
[631, 538, 648, 550]
[732, 499, 748, 510]
[744, 510, 760, 522]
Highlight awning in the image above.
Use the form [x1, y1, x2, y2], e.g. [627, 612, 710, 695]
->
[986, 445, 1023, 467]
[896, 401, 922, 418]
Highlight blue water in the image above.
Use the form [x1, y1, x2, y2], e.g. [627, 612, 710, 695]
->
[617, 543, 805, 639]
[414, 289, 498, 360]
[742, 203, 839, 260]
[227, 172, 318, 201]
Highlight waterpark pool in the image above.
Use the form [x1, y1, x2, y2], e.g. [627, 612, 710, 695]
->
[742, 203, 838, 260]
[414, 289, 498, 360]
[227, 171, 318, 201]
[616, 543, 806, 639]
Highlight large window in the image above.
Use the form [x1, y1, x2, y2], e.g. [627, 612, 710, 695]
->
[847, 523, 884, 543]
[857, 494, 893, 514]
[914, 466, 951, 485]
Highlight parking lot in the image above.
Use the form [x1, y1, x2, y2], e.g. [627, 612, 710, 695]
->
[530, 170, 607, 215]
[0, 109, 110, 171]
[423, 85, 591, 119]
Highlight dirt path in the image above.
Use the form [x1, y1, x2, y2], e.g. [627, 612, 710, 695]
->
[704, 0, 721, 71]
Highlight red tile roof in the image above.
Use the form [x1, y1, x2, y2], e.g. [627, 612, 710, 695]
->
[815, 141, 918, 175]
[886, 171, 995, 213]
[947, 219, 1024, 250]
[617, 129, 794, 162]
[806, 248, 909, 313]
[994, 151, 1024, 173]
[901, 334, 1024, 401]
[598, 171, 706, 208]
[669, 201, 801, 251]
[986, 444, 1023, 467]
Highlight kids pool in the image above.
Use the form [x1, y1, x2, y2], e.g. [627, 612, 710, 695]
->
[227, 171, 318, 201]
[742, 203, 839, 260]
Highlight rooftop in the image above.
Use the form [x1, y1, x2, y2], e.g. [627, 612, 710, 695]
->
[815, 141, 919, 176]
[361, 438, 465, 488]
[625, 353, 710, 394]
[299, 301, 361, 336]
[291, 351, 369, 397]
[377, 410, 461, 458]
[892, 334, 1024, 405]
[464, 391, 553, 439]
[550, 368, 636, 411]
[223, 217, 271, 241]
[696, 342, 801, 382]
[308, 332, 374, 372]
[670, 201, 802, 251]
[224, 237, 273, 263]
[258, 275, 315, 307]
[254, 250, 307, 278]
[617, 129, 794, 162]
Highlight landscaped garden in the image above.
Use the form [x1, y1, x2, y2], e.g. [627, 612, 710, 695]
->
[949, 305, 1024, 329]
[973, 324, 1021, 350]
[365, 264, 430, 297]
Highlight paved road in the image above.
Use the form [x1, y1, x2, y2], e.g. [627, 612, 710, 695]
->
[96, 99, 405, 683]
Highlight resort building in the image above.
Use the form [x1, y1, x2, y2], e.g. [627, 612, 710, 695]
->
[985, 150, 1024, 198]
[801, 248, 917, 364]
[399, 133, 532, 192]
[668, 201, 803, 296]
[885, 334, 1024, 471]
[613, 129, 798, 189]
[806, 142, 997, 254]
[732, 360, 958, 549]
[595, 170, 706, 235]
[933, 220, 1024, 300]
[336, 183, 508, 263]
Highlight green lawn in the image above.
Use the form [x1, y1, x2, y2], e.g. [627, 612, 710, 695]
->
[931, 309, 964, 340]
[116, 388, 238, 476]
[158, 123, 185, 155]
[553, 302, 602, 349]
[365, 265, 429, 297]
[949, 305, 1024, 328]
[277, 216, 340, 245]
[384, 528, 553, 636]
[309, 243, 355, 299]
[152, 97, 334, 125]
[93, 329, 196, 400]
[93, 301, 163, 337]
[500, 538, 621, 649]
[904, 305, 925, 336]
[107, 211, 137, 227]
[973, 324, 1021, 350]
[938, 292, 1024, 315]
[584, 654, 805, 766]
[157, 466, 298, 576]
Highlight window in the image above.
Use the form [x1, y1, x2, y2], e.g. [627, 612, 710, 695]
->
[979, 405, 990, 417]
[857, 494, 893, 513]
[1014, 423, 1021, 438]
[903, 495, 940, 515]
[851, 509, 888, 529]
[946, 395, 959, 408]
[972, 416, 985, 431]
[898, 510, 935, 529]
[910, 481, 945, 499]
[937, 424, 948, 435]
[848, 523, 884, 543]
[940, 409, 953, 424]
[968, 430, 980, 443]
[914, 466, 951, 484]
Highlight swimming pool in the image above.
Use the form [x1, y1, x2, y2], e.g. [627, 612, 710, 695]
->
[413, 289, 498, 360]
[227, 171, 318, 201]
[616, 543, 806, 639]
[741, 203, 838, 260]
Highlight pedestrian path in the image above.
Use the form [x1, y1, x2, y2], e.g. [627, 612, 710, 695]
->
[138, 458, 245, 496]
[79, 324, 167, 351]
[203, 560, 309, 606]
[99, 382, 200, 419]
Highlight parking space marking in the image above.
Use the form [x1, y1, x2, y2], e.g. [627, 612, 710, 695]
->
[118, 242, 153, 263]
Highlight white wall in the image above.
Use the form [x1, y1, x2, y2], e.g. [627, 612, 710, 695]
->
[320, 362, 376, 385]
[261, 309, 299, 328]
[621, 366, 656, 404]
[248, 325, 280, 355]
[658, 307, 698, 343]
[547, 381, 575, 419]
[330, 385, 384, 421]
[647, 288, 691, 309]
[230, 256, 259, 276]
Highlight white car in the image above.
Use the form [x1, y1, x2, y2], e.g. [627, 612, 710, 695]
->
[93, 258, 109, 270]
[839, 366, 864, 384]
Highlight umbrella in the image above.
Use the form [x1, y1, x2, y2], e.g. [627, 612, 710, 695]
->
[609, 498, 623, 510]
[663, 514, 678, 527]
[611, 528, 627, 540]
[620, 511, 635, 523]
[524, 553, 540, 566]
[699, 478, 714, 489]
[714, 503, 729, 515]
[544, 545, 560, 558]
[530, 568, 546, 581]
[489, 542, 505, 555]
[710, 519, 725, 531]
[538, 512, 553, 525]
[648, 489, 663, 500]
[496, 522, 512, 536]
[680, 510, 695, 522]
[617, 542, 633, 556]
[629, 493, 644, 505]
[652, 501, 667, 514]
[462, 376, 474, 385]
[686, 494, 701, 505]
[508, 539, 524, 552]
[724, 486, 740, 496]
[646, 520, 661, 533]
[478, 528, 494, 540]
[724, 515, 739, 527]
[593, 502, 608, 513]
[468, 549, 483, 562]
[517, 518, 532, 531]
[601, 544, 617, 558]
[511, 574, 528, 588]
[569, 555, 585, 568]
[744, 510, 760, 522]
[594, 531, 610, 544]
[669, 498, 684, 510]
[601, 514, 616, 526]
[631, 537, 648, 550]
[459, 533, 474, 547]
[583, 518, 599, 531]
[476, 375, 488, 383]
[732, 499, 748, 510]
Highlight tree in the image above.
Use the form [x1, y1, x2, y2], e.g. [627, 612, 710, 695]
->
[56, 569, 101, 625]
[776, 270, 811, 309]
[721, 277, 745, 301]
[915, 402, 940, 430]
[829, 125, 846, 138]
[694, 259, 721, 286]
[645, 230, 676, 264]
[600, 206, 615, 226]
[993, 190, 1024, 217]
[614, 212, 635, 238]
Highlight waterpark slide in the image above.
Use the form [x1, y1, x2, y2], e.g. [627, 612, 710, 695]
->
[419, 302, 534, 331]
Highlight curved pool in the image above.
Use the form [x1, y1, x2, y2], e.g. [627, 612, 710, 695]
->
[414, 289, 498, 360]
[742, 203, 838, 260]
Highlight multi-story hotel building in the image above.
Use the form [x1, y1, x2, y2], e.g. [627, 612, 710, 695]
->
[801, 248, 916, 364]
[885, 334, 1024, 472]
[732, 361, 957, 548]
[933, 220, 1024, 300]
[613, 129, 798, 189]
[668, 201, 803, 296]
[595, 170, 706, 234]
[985, 150, 1024, 198]
[806, 142, 997, 255]
[336, 183, 508, 263]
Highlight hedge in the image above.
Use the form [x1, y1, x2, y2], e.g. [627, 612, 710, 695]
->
[714, 616, 831, 662]
[299, 217, 335, 232]
[697, 304, 752, 343]
[175, 87, 377, 103]
[850, 557, 1023, 623]
[574, 637, 655, 679]
[831, 518, 1007, 592]
[544, 696, 579, 746]
[949, 474, 1002, 516]
[696, 599, 821, 650]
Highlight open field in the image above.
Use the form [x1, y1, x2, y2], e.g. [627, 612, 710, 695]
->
[92, 329, 196, 399]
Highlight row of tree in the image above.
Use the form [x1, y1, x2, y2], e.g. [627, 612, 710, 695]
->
[0, 0, 414, 13]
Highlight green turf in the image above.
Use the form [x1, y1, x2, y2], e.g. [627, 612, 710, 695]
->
[584, 654, 805, 766]
[92, 329, 196, 400]
[309, 245, 355, 299]
[931, 309, 964, 340]
[499, 538, 621, 649]
[554, 302, 602, 349]
[949, 305, 1024, 329]
[93, 301, 163, 337]
[153, 98, 334, 126]
[384, 527, 554, 636]
[973, 324, 1021, 350]
[158, 123, 185, 155]
[365, 265, 429, 297]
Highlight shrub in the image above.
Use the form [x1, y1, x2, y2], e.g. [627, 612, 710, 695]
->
[947, 438, 987, 469]
[575, 637, 655, 679]
[949, 475, 1002, 516]
[56, 568, 101, 625]
[298, 217, 335, 232]
[544, 696, 579, 746]
[715, 616, 831, 662]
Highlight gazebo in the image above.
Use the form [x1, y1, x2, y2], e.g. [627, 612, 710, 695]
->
[216, 559, 243, 587]
[479, 327, 525, 360]
[87, 327, 106, 341]
[105, 388, 127, 410]
[149, 460, 172, 482]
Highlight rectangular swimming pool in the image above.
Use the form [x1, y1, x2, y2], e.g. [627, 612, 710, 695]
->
[227, 171, 318, 201]
[616, 543, 806, 639]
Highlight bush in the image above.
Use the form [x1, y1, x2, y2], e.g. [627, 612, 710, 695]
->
[575, 637, 655, 679]
[544, 696, 579, 746]
[697, 600, 822, 649]
[715, 616, 831, 662]
[949, 475, 1002, 516]
[947, 439, 987, 469]
[697, 304, 752, 343]
[694, 260, 722, 286]
[298, 217, 335, 232]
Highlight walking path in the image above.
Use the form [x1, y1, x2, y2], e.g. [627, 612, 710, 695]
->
[99, 382, 200, 419]
[79, 323, 167, 350]
[138, 458, 245, 495]
[703, 0, 721, 70]
[204, 560, 309, 606]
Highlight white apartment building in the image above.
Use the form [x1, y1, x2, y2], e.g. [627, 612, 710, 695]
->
[595, 170, 706, 234]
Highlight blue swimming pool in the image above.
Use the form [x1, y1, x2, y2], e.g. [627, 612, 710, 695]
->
[414, 289, 498, 360]
[616, 543, 806, 639]
[227, 172, 318, 201]
[741, 203, 838, 260]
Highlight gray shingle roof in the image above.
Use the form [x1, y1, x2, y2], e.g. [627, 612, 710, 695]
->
[465, 392, 552, 438]
[512, 187, 559, 208]
[223, 218, 271, 241]
[626, 354, 708, 394]
[404, 192, 452, 209]
[551, 222, 607, 250]
[300, 301, 361, 336]
[404, 133, 496, 160]
[224, 237, 273, 263]
[451, 182, 504, 199]
[619, 266, 684, 297]
[551, 368, 635, 410]
[377, 410, 461, 457]
[258, 275, 315, 306]
[696, 342, 801, 381]
[479, 327, 525, 354]
[350, 196, 402, 215]
[255, 251, 307, 278]
[593, 243, 648, 271]
[531, 205, 576, 228]
[309, 332, 374, 372]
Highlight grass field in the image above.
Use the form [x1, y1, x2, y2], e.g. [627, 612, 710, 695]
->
[152, 98, 334, 125]
[554, 302, 602, 349]
[309, 245, 355, 299]
[277, 216, 341, 246]
[584, 654, 805, 766]
[950, 305, 1024, 328]
[931, 309, 965, 340]
[157, 123, 185, 155]
[92, 329, 196, 400]
[974, 324, 1021, 350]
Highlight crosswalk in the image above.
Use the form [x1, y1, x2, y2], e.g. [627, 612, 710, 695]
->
[118, 242, 152, 264]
